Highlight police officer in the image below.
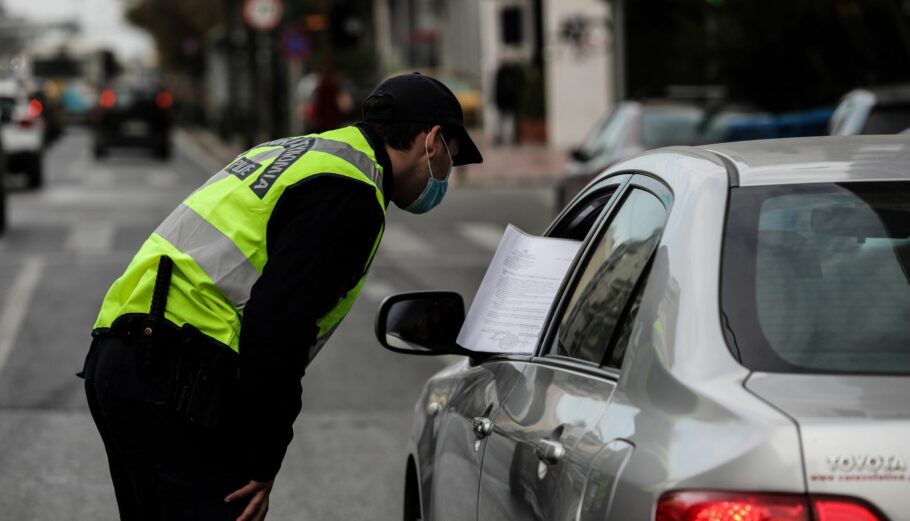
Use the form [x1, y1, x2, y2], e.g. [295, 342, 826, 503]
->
[81, 73, 482, 521]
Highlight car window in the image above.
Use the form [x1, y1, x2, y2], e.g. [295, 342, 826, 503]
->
[578, 105, 635, 161]
[550, 188, 669, 365]
[549, 188, 618, 241]
[722, 181, 910, 374]
[862, 104, 910, 134]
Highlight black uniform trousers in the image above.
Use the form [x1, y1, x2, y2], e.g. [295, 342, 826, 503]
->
[83, 333, 249, 520]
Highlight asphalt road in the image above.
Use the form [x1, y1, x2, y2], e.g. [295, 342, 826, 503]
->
[0, 128, 555, 519]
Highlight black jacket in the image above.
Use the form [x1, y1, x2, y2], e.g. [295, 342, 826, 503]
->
[238, 124, 393, 481]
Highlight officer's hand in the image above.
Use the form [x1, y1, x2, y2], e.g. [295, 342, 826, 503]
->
[225, 479, 274, 521]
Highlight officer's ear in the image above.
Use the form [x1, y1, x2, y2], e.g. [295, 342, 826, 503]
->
[425, 125, 445, 159]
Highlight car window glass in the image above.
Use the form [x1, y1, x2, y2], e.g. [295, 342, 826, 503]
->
[579, 106, 634, 160]
[549, 188, 617, 241]
[722, 181, 910, 374]
[862, 104, 910, 134]
[552, 189, 668, 364]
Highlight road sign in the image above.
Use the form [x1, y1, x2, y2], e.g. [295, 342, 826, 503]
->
[279, 29, 311, 60]
[243, 0, 283, 31]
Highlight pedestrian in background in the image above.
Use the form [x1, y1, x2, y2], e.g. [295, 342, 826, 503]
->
[493, 57, 524, 145]
[311, 64, 353, 133]
[80, 72, 482, 521]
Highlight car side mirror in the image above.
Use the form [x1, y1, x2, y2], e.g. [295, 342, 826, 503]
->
[375, 291, 470, 356]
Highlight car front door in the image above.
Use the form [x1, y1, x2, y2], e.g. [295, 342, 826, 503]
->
[477, 174, 672, 521]
[427, 175, 630, 521]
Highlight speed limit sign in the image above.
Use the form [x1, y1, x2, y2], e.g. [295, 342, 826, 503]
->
[243, 0, 283, 31]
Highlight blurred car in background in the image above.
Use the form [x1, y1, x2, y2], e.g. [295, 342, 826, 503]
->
[31, 86, 66, 146]
[0, 78, 46, 189]
[0, 131, 7, 234]
[829, 85, 910, 135]
[91, 82, 173, 160]
[555, 100, 759, 209]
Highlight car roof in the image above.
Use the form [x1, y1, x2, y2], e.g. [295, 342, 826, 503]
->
[700, 135, 910, 186]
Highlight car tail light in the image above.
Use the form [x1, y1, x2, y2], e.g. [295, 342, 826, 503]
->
[156, 91, 173, 110]
[657, 492, 886, 521]
[99, 89, 116, 109]
[813, 498, 882, 521]
[657, 491, 809, 521]
[27, 99, 43, 117]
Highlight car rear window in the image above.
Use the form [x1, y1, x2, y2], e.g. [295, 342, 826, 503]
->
[721, 181, 910, 374]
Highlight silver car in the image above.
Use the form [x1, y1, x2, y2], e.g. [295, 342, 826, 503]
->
[376, 136, 910, 521]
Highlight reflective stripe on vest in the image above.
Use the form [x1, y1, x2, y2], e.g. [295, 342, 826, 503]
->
[94, 126, 386, 352]
[154, 203, 259, 310]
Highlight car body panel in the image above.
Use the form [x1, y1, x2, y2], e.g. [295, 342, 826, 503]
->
[702, 135, 910, 186]
[410, 358, 528, 521]
[746, 373, 910, 520]
[477, 361, 618, 521]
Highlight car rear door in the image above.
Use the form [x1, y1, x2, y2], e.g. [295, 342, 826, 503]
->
[476, 174, 672, 521]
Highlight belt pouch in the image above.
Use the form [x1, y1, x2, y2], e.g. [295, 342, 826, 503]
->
[173, 327, 238, 429]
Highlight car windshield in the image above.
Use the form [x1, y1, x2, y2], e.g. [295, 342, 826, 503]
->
[577, 105, 636, 160]
[721, 181, 910, 374]
[640, 107, 732, 147]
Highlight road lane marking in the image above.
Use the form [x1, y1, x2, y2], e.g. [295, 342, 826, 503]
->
[457, 222, 504, 251]
[380, 226, 431, 256]
[0, 256, 45, 376]
[66, 222, 116, 253]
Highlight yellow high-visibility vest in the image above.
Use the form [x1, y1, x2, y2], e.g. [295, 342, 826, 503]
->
[94, 126, 386, 360]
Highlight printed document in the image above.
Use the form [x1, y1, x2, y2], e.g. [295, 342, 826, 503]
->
[457, 225, 582, 354]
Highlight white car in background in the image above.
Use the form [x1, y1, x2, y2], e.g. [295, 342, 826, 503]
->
[0, 78, 45, 189]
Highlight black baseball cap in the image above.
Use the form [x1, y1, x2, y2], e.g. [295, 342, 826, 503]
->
[363, 72, 483, 166]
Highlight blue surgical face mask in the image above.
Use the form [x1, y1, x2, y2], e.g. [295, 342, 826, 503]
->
[404, 132, 453, 214]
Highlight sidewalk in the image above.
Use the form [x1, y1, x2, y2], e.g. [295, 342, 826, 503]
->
[176, 126, 566, 188]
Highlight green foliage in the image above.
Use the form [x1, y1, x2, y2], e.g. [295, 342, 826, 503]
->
[124, 0, 225, 72]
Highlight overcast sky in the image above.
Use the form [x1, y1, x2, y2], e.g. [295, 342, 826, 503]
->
[3, 0, 154, 60]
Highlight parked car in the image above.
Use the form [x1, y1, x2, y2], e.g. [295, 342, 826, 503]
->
[376, 135, 910, 521]
[555, 101, 762, 210]
[0, 78, 46, 189]
[829, 85, 910, 136]
[0, 130, 7, 234]
[91, 82, 173, 160]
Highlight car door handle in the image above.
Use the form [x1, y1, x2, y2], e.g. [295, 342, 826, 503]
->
[472, 417, 493, 439]
[534, 439, 565, 465]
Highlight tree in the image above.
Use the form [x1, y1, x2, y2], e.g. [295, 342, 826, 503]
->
[123, 0, 225, 72]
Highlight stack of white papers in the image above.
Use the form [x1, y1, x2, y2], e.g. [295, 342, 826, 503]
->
[457, 225, 582, 354]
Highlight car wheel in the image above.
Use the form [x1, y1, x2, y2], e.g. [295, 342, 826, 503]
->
[403, 459, 422, 521]
[25, 154, 43, 190]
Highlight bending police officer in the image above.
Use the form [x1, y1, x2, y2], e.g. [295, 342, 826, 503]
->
[81, 73, 482, 521]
